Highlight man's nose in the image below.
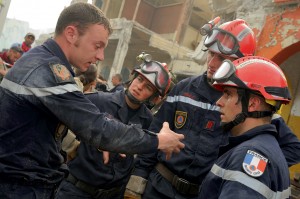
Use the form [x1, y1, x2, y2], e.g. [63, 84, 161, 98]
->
[96, 50, 104, 61]
[208, 53, 222, 67]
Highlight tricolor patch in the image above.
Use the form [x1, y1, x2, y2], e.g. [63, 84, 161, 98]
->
[242, 150, 268, 177]
[174, 111, 187, 129]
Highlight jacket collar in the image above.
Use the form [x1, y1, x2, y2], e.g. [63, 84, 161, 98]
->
[42, 39, 75, 76]
[219, 124, 277, 156]
[191, 72, 222, 103]
[111, 91, 150, 122]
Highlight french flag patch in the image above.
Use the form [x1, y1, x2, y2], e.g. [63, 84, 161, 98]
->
[242, 150, 268, 177]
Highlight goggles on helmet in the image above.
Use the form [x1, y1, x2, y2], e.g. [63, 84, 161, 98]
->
[140, 61, 169, 95]
[204, 28, 244, 58]
[213, 60, 247, 89]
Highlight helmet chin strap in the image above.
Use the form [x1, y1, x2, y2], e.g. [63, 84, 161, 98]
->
[221, 88, 274, 132]
[125, 89, 143, 105]
[125, 88, 159, 106]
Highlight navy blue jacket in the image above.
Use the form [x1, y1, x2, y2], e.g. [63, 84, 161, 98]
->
[198, 124, 290, 199]
[110, 84, 124, 93]
[0, 39, 158, 185]
[68, 91, 153, 188]
[133, 73, 299, 198]
[133, 75, 227, 197]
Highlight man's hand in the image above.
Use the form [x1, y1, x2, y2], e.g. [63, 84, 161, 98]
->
[157, 122, 185, 160]
[102, 151, 126, 164]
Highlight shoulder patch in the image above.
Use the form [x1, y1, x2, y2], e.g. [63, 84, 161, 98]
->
[174, 111, 187, 129]
[242, 150, 268, 177]
[50, 63, 72, 83]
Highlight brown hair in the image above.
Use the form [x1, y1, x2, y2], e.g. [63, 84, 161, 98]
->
[55, 2, 112, 37]
[75, 64, 98, 87]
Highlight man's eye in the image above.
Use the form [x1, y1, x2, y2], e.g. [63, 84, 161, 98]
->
[137, 76, 143, 81]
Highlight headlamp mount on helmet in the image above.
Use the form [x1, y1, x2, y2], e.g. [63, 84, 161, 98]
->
[200, 16, 221, 36]
[136, 52, 152, 63]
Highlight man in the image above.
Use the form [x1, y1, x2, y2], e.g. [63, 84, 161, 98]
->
[56, 54, 171, 199]
[21, 32, 35, 52]
[110, 73, 124, 92]
[198, 56, 291, 198]
[0, 43, 23, 82]
[125, 19, 300, 199]
[0, 3, 184, 199]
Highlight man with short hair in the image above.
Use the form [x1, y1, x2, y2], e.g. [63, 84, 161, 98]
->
[110, 73, 124, 92]
[0, 3, 184, 199]
[198, 56, 291, 198]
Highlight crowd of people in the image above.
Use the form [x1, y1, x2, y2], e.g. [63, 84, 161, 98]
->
[0, 32, 35, 82]
[0, 2, 299, 199]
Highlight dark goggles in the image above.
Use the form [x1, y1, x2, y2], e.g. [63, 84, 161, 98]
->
[204, 28, 244, 58]
[140, 61, 169, 93]
[213, 60, 247, 89]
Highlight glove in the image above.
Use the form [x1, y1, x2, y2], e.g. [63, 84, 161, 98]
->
[124, 189, 141, 199]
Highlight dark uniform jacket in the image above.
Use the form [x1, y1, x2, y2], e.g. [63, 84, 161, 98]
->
[110, 84, 124, 93]
[0, 39, 158, 186]
[133, 73, 300, 198]
[68, 91, 153, 188]
[198, 124, 290, 199]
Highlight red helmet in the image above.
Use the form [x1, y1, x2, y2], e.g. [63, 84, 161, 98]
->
[133, 61, 171, 97]
[212, 56, 291, 105]
[204, 19, 256, 58]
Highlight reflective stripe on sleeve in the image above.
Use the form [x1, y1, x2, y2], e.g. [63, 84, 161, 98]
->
[271, 113, 281, 120]
[166, 95, 220, 111]
[1, 78, 80, 97]
[210, 164, 290, 199]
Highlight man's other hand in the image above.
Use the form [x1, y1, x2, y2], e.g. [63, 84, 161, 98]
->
[157, 122, 185, 160]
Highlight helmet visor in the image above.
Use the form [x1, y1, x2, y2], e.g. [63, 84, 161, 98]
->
[204, 28, 240, 55]
[140, 62, 169, 94]
[213, 60, 247, 89]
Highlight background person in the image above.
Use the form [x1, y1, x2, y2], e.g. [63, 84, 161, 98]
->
[56, 54, 171, 199]
[21, 32, 35, 52]
[95, 74, 108, 92]
[125, 19, 300, 199]
[0, 43, 23, 82]
[74, 64, 98, 93]
[198, 56, 291, 199]
[0, 3, 184, 199]
[110, 73, 124, 92]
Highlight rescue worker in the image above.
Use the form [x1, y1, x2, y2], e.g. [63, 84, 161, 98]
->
[198, 56, 291, 198]
[0, 3, 184, 199]
[125, 19, 300, 199]
[56, 53, 171, 199]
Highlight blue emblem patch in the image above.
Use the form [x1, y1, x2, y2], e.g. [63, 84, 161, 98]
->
[174, 111, 187, 129]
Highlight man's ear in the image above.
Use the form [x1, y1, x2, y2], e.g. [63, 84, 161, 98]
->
[248, 95, 262, 112]
[64, 25, 78, 44]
